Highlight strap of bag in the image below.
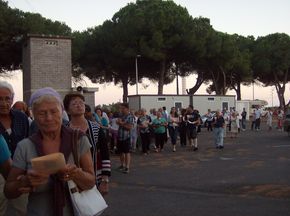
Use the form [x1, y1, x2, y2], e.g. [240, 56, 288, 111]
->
[72, 129, 80, 168]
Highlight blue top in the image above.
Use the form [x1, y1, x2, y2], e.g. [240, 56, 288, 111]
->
[0, 135, 11, 164]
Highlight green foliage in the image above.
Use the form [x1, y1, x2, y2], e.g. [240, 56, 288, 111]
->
[0, 0, 71, 73]
[252, 33, 290, 108]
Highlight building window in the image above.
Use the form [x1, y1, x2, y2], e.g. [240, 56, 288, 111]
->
[208, 97, 215, 101]
[45, 40, 58, 46]
[157, 97, 166, 102]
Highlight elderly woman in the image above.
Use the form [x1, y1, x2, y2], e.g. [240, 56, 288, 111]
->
[4, 87, 95, 216]
[63, 92, 111, 195]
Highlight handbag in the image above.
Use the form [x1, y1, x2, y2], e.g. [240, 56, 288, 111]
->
[68, 129, 108, 216]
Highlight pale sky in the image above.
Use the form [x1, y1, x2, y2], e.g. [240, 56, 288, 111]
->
[3, 0, 290, 107]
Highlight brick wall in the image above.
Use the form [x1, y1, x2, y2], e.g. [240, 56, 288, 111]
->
[23, 35, 72, 104]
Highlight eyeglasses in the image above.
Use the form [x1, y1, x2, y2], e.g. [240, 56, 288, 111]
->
[0, 96, 12, 103]
[70, 100, 85, 107]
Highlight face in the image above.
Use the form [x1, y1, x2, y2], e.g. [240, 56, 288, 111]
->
[13, 102, 26, 113]
[187, 106, 193, 113]
[33, 99, 63, 134]
[119, 105, 129, 115]
[96, 109, 102, 116]
[157, 111, 162, 118]
[0, 88, 13, 115]
[68, 97, 85, 116]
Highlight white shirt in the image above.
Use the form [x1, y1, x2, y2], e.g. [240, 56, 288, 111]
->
[255, 109, 261, 119]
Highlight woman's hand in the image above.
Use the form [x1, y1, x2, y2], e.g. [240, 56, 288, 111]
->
[98, 178, 109, 196]
[58, 164, 81, 181]
[27, 170, 49, 187]
[17, 170, 49, 193]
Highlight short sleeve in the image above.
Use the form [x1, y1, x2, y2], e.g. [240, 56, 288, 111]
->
[79, 135, 92, 157]
[0, 135, 11, 164]
[12, 139, 28, 170]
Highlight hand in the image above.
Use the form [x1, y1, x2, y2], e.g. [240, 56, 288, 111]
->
[27, 169, 49, 187]
[98, 181, 109, 196]
[58, 164, 81, 182]
[17, 174, 33, 194]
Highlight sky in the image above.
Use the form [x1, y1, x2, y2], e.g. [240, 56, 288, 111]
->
[3, 0, 290, 107]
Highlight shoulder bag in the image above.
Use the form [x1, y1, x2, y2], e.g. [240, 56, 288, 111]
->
[68, 129, 108, 216]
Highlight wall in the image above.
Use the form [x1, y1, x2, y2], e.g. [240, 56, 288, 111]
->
[128, 95, 235, 115]
[22, 35, 72, 103]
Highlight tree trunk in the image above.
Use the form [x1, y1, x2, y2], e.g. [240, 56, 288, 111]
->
[210, 69, 219, 94]
[186, 72, 204, 95]
[176, 65, 179, 95]
[275, 84, 286, 110]
[157, 59, 166, 95]
[219, 66, 227, 95]
[273, 69, 288, 110]
[234, 81, 241, 100]
[122, 77, 128, 103]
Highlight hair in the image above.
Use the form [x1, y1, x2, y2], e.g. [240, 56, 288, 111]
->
[0, 80, 14, 99]
[12, 101, 30, 117]
[63, 92, 85, 112]
[31, 94, 62, 113]
[85, 104, 91, 113]
[95, 106, 102, 113]
[113, 111, 119, 118]
[170, 107, 178, 117]
[120, 103, 129, 109]
[188, 105, 194, 110]
[181, 108, 187, 116]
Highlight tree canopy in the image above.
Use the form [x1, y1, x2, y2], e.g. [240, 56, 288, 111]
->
[1, 0, 290, 108]
[0, 0, 71, 73]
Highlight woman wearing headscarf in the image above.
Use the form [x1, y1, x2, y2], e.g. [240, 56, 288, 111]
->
[4, 87, 95, 216]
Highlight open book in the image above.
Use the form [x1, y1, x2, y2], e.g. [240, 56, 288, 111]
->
[31, 153, 66, 175]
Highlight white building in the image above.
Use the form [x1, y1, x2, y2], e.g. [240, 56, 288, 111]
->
[128, 94, 236, 115]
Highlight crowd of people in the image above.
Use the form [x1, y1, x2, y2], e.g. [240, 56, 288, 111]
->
[0, 79, 287, 216]
[0, 81, 111, 216]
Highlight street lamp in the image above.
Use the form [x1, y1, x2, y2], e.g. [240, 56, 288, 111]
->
[135, 55, 141, 95]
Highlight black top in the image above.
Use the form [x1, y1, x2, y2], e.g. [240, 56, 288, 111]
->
[0, 110, 29, 156]
[213, 116, 225, 128]
[185, 111, 200, 129]
[241, 111, 247, 120]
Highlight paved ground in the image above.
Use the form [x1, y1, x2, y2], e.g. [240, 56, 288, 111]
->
[102, 124, 290, 216]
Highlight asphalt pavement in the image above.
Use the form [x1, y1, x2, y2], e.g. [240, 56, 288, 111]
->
[102, 124, 290, 216]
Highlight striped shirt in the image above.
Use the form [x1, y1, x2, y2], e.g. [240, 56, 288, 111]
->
[118, 113, 134, 141]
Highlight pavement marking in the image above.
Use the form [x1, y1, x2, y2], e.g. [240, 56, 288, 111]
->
[272, 145, 290, 148]
[220, 157, 235, 160]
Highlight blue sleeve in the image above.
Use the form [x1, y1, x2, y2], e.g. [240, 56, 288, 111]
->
[0, 135, 11, 164]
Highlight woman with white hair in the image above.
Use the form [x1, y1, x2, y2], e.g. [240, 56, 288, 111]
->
[0, 81, 29, 155]
[0, 80, 29, 216]
[4, 87, 95, 216]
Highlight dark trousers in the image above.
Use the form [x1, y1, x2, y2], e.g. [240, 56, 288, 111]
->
[255, 118, 261, 130]
[251, 121, 256, 130]
[207, 121, 213, 131]
[140, 133, 150, 153]
[179, 127, 187, 146]
[155, 133, 165, 150]
[168, 126, 178, 145]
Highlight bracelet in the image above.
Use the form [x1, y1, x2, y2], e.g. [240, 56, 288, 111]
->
[100, 178, 109, 183]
